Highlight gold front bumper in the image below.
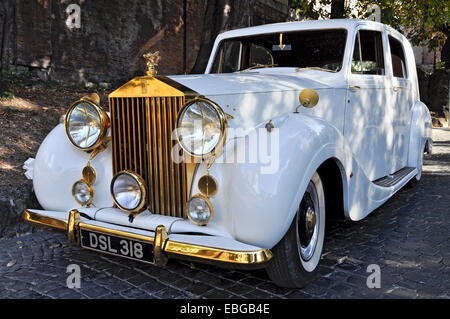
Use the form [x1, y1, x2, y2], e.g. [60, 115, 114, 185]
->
[23, 209, 273, 268]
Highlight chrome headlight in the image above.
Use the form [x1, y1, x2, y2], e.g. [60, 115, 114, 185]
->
[186, 194, 213, 226]
[111, 171, 147, 214]
[176, 98, 227, 157]
[65, 94, 109, 151]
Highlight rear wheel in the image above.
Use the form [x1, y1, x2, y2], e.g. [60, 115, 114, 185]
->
[266, 172, 326, 288]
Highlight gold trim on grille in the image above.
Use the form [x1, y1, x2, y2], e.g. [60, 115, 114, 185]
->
[109, 77, 198, 218]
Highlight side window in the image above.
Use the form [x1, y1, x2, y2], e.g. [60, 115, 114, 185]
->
[388, 36, 407, 78]
[351, 30, 385, 75]
[212, 40, 242, 73]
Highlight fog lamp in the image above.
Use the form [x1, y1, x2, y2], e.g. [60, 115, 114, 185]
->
[72, 180, 93, 206]
[111, 171, 146, 214]
[186, 194, 213, 226]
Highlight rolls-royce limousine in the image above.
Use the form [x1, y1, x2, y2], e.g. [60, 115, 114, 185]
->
[23, 19, 432, 288]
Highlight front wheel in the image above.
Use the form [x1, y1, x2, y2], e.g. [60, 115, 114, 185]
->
[266, 172, 326, 288]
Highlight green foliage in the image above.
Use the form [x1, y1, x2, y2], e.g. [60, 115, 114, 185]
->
[43, 79, 58, 89]
[290, 0, 449, 53]
[0, 90, 15, 101]
[290, 0, 323, 19]
[4, 65, 31, 88]
[290, 0, 352, 20]
[355, 0, 449, 52]
[0, 65, 31, 100]
[435, 59, 446, 69]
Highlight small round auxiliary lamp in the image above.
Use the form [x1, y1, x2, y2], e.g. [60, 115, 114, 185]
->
[294, 88, 319, 113]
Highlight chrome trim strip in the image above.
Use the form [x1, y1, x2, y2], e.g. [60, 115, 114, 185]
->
[23, 209, 68, 231]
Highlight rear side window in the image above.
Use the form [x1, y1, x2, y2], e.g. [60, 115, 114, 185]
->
[388, 36, 407, 78]
[352, 30, 385, 75]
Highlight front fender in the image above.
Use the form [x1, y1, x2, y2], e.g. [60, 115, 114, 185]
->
[33, 124, 114, 211]
[197, 113, 353, 249]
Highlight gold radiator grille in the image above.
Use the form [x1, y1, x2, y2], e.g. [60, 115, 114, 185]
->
[109, 96, 188, 218]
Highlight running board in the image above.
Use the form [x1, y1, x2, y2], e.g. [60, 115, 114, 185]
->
[372, 167, 416, 187]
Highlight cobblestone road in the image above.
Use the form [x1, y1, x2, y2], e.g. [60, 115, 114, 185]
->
[0, 129, 449, 299]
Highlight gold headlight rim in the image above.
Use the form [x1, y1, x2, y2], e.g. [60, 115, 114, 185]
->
[64, 95, 110, 152]
[110, 170, 147, 214]
[72, 179, 94, 207]
[176, 97, 228, 158]
[186, 193, 214, 226]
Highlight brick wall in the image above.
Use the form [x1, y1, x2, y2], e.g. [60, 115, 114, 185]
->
[1, 0, 290, 85]
[253, 0, 290, 25]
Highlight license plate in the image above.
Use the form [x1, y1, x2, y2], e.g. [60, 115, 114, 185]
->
[80, 229, 154, 264]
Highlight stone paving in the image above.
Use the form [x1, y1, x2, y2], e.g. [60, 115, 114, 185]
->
[0, 128, 449, 299]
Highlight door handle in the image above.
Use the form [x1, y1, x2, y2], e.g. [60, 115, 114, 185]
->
[393, 86, 403, 92]
[349, 85, 360, 91]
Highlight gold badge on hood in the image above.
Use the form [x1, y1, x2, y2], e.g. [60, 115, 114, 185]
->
[143, 51, 160, 76]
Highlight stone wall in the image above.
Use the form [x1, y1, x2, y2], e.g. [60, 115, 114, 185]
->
[413, 46, 441, 66]
[0, 0, 290, 86]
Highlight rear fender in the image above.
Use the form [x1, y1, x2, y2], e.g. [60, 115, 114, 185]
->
[407, 101, 432, 167]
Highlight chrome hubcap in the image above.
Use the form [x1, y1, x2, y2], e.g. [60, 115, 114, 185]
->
[298, 190, 319, 261]
[306, 208, 316, 233]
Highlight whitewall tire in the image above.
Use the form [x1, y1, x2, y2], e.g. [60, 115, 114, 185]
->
[266, 172, 326, 288]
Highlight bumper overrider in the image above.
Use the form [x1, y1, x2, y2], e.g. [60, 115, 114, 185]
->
[23, 209, 273, 269]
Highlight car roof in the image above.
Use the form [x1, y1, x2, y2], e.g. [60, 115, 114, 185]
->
[217, 19, 399, 40]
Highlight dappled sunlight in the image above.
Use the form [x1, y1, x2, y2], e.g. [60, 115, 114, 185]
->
[423, 129, 450, 175]
[0, 162, 20, 173]
[310, 90, 346, 131]
[384, 259, 420, 269]
[0, 143, 31, 174]
[0, 146, 8, 157]
[0, 145, 22, 173]
[422, 162, 450, 175]
[0, 86, 96, 200]
[0, 97, 41, 111]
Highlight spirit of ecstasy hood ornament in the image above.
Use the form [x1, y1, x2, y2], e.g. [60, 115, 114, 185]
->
[143, 51, 160, 76]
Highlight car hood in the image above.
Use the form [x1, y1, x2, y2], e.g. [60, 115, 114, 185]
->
[168, 70, 346, 134]
[169, 70, 344, 97]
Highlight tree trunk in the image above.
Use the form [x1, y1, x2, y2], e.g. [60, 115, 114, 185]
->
[0, 0, 15, 85]
[441, 28, 449, 70]
[0, 0, 14, 93]
[330, 0, 345, 19]
[191, 0, 254, 74]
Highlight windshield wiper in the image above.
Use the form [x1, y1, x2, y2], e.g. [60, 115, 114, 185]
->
[296, 67, 337, 73]
[240, 64, 278, 73]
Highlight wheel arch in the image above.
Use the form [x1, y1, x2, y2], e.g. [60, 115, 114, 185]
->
[316, 157, 347, 221]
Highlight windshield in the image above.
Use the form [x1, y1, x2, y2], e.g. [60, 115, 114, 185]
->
[211, 28, 348, 73]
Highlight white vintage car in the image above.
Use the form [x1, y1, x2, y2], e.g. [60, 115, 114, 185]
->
[23, 19, 432, 288]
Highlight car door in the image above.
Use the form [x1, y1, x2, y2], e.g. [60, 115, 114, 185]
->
[345, 27, 396, 181]
[386, 32, 412, 170]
